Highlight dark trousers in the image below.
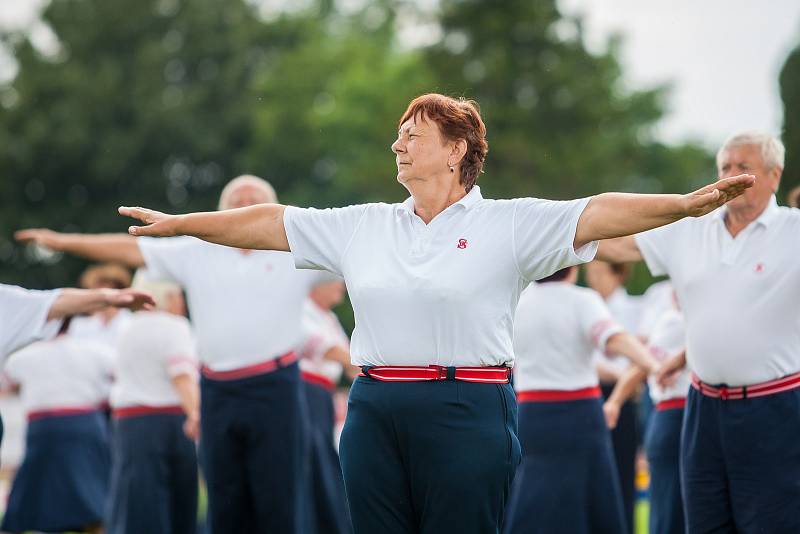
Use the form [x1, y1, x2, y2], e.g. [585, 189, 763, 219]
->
[201, 362, 308, 534]
[644, 406, 685, 534]
[107, 413, 198, 534]
[602, 383, 637, 534]
[340, 377, 521, 534]
[681, 386, 800, 533]
[505, 398, 626, 534]
[303, 381, 353, 534]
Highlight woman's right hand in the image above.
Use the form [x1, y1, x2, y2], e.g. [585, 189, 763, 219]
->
[15, 228, 64, 250]
[118, 206, 179, 237]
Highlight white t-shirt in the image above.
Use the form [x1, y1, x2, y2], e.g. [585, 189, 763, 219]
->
[0, 284, 61, 359]
[111, 311, 198, 409]
[4, 337, 115, 413]
[646, 308, 691, 404]
[297, 300, 348, 384]
[513, 282, 624, 391]
[138, 237, 317, 371]
[284, 185, 597, 367]
[69, 309, 132, 350]
[593, 287, 644, 375]
[637, 280, 674, 340]
[636, 197, 800, 385]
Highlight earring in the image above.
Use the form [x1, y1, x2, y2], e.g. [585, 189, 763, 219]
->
[449, 165, 455, 173]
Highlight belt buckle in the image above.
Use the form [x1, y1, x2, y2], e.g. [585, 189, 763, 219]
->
[432, 365, 448, 381]
[719, 386, 729, 400]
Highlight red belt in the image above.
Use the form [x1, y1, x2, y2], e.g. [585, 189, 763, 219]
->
[691, 372, 800, 400]
[517, 386, 601, 403]
[112, 405, 185, 419]
[656, 398, 686, 411]
[28, 405, 101, 421]
[359, 365, 511, 384]
[301, 370, 336, 392]
[201, 351, 297, 381]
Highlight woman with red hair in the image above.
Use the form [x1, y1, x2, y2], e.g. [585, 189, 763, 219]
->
[119, 93, 753, 533]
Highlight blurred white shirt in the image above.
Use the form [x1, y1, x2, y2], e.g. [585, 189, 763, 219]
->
[646, 308, 691, 404]
[297, 299, 348, 385]
[0, 284, 61, 359]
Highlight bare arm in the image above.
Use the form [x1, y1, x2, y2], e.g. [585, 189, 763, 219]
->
[15, 229, 144, 267]
[605, 332, 659, 374]
[118, 204, 289, 251]
[47, 288, 154, 320]
[323, 345, 361, 380]
[603, 365, 648, 429]
[656, 351, 687, 388]
[573, 174, 755, 249]
[171, 373, 200, 440]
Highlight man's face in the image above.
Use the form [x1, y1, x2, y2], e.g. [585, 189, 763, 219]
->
[223, 184, 272, 209]
[717, 144, 780, 210]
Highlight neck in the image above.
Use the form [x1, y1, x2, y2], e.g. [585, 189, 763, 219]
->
[724, 197, 771, 237]
[310, 294, 330, 311]
[407, 179, 467, 224]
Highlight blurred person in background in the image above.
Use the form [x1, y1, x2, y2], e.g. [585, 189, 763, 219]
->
[604, 290, 690, 534]
[107, 270, 199, 534]
[69, 263, 134, 349]
[114, 93, 752, 533]
[584, 260, 642, 534]
[787, 184, 800, 208]
[598, 131, 800, 532]
[0, 321, 114, 534]
[505, 265, 660, 534]
[17, 175, 318, 534]
[296, 274, 359, 534]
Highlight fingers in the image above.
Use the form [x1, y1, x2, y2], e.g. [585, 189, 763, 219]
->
[118, 206, 153, 223]
[14, 229, 46, 243]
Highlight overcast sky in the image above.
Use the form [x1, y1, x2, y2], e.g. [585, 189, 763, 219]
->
[2, 0, 799, 148]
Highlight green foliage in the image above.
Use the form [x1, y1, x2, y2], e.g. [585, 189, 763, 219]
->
[780, 41, 800, 199]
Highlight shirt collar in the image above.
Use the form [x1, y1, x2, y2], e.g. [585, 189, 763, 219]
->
[398, 185, 484, 215]
[713, 195, 779, 228]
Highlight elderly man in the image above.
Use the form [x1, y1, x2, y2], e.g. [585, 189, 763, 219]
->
[598, 132, 800, 533]
[16, 175, 318, 534]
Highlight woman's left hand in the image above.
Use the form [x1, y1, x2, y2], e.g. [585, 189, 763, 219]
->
[683, 174, 755, 217]
[118, 206, 179, 237]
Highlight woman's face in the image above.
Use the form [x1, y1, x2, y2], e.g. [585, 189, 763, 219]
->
[391, 114, 453, 188]
[584, 261, 621, 298]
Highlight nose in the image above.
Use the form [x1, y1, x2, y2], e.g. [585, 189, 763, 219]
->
[391, 137, 404, 154]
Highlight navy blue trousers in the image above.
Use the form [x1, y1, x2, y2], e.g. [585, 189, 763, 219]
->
[601, 383, 637, 534]
[644, 406, 684, 534]
[304, 381, 353, 534]
[505, 398, 626, 534]
[201, 362, 308, 534]
[340, 377, 521, 534]
[107, 413, 198, 534]
[681, 386, 800, 533]
[2, 412, 110, 533]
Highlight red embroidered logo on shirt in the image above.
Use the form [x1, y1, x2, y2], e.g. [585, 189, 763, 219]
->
[754, 263, 765, 273]
[456, 239, 468, 249]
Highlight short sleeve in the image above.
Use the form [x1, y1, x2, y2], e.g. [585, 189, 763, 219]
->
[137, 237, 197, 284]
[513, 197, 598, 281]
[159, 317, 199, 378]
[634, 224, 680, 278]
[283, 204, 369, 275]
[0, 285, 61, 358]
[581, 292, 624, 351]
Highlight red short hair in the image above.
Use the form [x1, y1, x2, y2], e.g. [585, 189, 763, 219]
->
[399, 93, 488, 192]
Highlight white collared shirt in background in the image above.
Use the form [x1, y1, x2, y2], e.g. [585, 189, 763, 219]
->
[4, 337, 114, 413]
[111, 311, 198, 409]
[637, 280, 674, 341]
[592, 287, 644, 376]
[514, 282, 624, 391]
[297, 299, 349, 384]
[636, 196, 800, 385]
[284, 186, 597, 367]
[646, 308, 691, 403]
[0, 284, 61, 359]
[69, 309, 132, 351]
[138, 237, 317, 371]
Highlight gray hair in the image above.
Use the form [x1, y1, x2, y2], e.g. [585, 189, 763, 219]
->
[217, 175, 278, 210]
[716, 131, 785, 170]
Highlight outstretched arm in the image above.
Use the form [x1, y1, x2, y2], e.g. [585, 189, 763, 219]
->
[47, 288, 154, 320]
[573, 174, 755, 250]
[15, 229, 144, 267]
[118, 204, 290, 251]
[605, 332, 660, 375]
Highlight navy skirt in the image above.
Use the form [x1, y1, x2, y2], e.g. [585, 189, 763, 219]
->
[505, 398, 626, 534]
[1, 411, 111, 533]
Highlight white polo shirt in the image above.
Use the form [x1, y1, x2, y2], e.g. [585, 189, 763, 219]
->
[5, 337, 115, 413]
[593, 287, 644, 376]
[646, 308, 691, 404]
[111, 311, 198, 409]
[513, 282, 624, 391]
[69, 309, 132, 351]
[297, 300, 348, 384]
[284, 186, 597, 367]
[0, 284, 61, 359]
[138, 237, 317, 371]
[636, 196, 800, 385]
[637, 281, 674, 340]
